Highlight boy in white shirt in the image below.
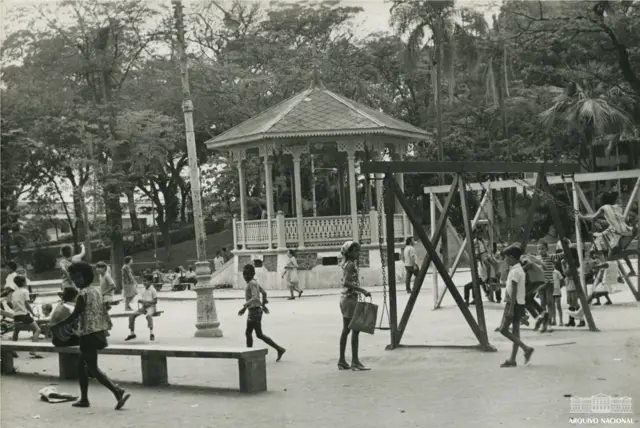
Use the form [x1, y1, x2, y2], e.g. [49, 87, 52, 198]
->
[498, 245, 534, 368]
[11, 275, 41, 341]
[213, 251, 225, 271]
[125, 275, 158, 341]
[403, 237, 418, 293]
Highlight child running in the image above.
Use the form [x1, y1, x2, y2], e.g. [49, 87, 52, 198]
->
[338, 241, 371, 371]
[59, 244, 85, 290]
[125, 274, 158, 341]
[498, 244, 534, 368]
[239, 264, 285, 361]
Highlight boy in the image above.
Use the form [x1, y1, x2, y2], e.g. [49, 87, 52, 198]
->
[96, 262, 116, 309]
[403, 237, 418, 294]
[526, 241, 559, 332]
[11, 275, 41, 341]
[498, 245, 534, 368]
[125, 274, 157, 341]
[60, 243, 85, 290]
[239, 264, 284, 361]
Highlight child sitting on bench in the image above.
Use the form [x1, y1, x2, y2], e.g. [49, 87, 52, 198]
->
[125, 274, 158, 342]
[579, 191, 637, 261]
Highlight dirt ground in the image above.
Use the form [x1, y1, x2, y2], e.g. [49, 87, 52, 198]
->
[2, 272, 639, 428]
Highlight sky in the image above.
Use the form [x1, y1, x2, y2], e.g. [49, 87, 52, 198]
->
[1, 0, 500, 42]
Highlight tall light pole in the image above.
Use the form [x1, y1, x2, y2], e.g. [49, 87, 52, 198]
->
[172, 0, 233, 338]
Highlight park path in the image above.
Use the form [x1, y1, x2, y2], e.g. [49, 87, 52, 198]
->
[2, 276, 639, 428]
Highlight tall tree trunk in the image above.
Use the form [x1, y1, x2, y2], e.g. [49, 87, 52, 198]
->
[448, 28, 456, 106]
[77, 186, 92, 262]
[125, 187, 140, 233]
[161, 221, 171, 262]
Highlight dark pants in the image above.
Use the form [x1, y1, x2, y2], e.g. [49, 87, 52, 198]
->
[246, 320, 282, 351]
[405, 266, 417, 292]
[524, 294, 543, 318]
[464, 280, 499, 303]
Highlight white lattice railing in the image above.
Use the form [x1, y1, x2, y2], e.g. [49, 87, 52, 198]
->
[235, 213, 409, 249]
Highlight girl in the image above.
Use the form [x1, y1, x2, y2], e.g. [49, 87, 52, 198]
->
[589, 251, 615, 305]
[238, 264, 285, 361]
[57, 262, 129, 409]
[121, 256, 137, 311]
[283, 250, 303, 300]
[338, 241, 371, 371]
[579, 191, 636, 261]
[552, 261, 564, 326]
[562, 259, 585, 327]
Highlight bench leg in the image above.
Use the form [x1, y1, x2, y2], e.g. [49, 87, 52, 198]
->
[59, 353, 80, 380]
[238, 356, 267, 393]
[141, 355, 168, 386]
[1, 348, 15, 374]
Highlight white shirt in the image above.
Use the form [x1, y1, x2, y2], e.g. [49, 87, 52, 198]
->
[602, 262, 618, 285]
[12, 288, 30, 316]
[403, 246, 417, 267]
[506, 264, 526, 305]
[214, 256, 225, 270]
[140, 286, 157, 304]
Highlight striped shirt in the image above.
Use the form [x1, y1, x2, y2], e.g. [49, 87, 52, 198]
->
[539, 255, 555, 282]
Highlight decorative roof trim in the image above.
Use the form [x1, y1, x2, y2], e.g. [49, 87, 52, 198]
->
[205, 128, 430, 150]
[255, 88, 312, 134]
[323, 90, 385, 127]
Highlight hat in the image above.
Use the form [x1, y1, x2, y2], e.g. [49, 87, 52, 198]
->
[341, 241, 360, 256]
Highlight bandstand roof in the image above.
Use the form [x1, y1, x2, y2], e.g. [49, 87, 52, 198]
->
[205, 85, 430, 149]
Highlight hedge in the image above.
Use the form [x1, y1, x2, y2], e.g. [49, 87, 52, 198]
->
[16, 220, 226, 273]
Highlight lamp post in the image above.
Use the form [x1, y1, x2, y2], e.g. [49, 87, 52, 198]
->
[172, 0, 237, 337]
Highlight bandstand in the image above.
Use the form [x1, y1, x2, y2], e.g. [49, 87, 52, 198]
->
[205, 82, 430, 289]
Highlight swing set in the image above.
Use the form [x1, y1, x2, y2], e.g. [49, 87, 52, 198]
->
[361, 160, 595, 351]
[424, 169, 640, 304]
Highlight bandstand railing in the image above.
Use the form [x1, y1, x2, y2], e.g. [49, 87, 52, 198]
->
[233, 212, 411, 250]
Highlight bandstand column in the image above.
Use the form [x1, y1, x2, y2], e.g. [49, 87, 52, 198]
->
[260, 146, 275, 247]
[231, 149, 247, 249]
[287, 146, 308, 248]
[347, 149, 359, 242]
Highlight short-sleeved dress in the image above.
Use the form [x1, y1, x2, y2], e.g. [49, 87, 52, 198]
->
[121, 264, 137, 299]
[77, 286, 112, 350]
[285, 257, 299, 286]
[339, 260, 359, 319]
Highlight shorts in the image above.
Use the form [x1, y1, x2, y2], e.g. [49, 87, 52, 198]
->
[499, 303, 525, 331]
[340, 295, 358, 319]
[139, 305, 156, 317]
[247, 307, 263, 323]
[14, 314, 34, 324]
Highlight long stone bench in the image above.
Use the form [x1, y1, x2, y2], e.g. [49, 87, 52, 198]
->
[0, 341, 268, 393]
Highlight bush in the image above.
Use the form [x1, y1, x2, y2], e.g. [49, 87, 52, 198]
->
[32, 248, 58, 273]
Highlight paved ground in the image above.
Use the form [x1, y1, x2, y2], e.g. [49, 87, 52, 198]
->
[2, 273, 639, 428]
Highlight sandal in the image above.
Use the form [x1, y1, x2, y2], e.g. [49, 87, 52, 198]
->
[351, 362, 371, 371]
[337, 361, 351, 370]
[524, 348, 535, 365]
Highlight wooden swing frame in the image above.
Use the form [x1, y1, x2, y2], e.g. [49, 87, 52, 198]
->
[361, 161, 591, 351]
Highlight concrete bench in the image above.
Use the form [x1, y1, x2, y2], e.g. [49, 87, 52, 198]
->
[109, 310, 164, 319]
[0, 341, 268, 393]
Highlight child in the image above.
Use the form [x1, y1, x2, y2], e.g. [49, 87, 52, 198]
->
[238, 264, 285, 361]
[125, 274, 158, 341]
[473, 229, 499, 288]
[579, 191, 637, 261]
[552, 261, 564, 326]
[121, 256, 137, 311]
[338, 241, 372, 371]
[11, 275, 41, 341]
[498, 244, 534, 368]
[563, 259, 585, 327]
[60, 244, 85, 290]
[588, 250, 616, 306]
[50, 287, 80, 347]
[96, 262, 116, 309]
[213, 251, 225, 271]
